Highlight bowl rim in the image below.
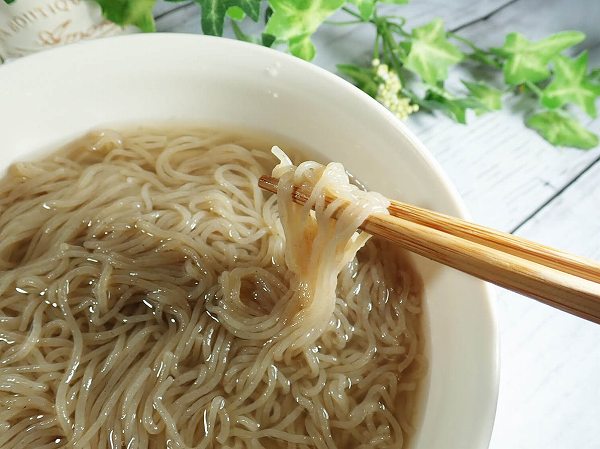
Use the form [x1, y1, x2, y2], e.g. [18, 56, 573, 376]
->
[0, 33, 500, 448]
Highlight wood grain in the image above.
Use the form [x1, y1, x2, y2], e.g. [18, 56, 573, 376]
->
[365, 215, 600, 322]
[385, 199, 600, 284]
[490, 159, 600, 449]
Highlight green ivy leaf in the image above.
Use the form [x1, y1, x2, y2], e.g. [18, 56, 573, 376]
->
[227, 6, 246, 21]
[348, 0, 375, 20]
[265, 0, 345, 60]
[468, 48, 502, 69]
[423, 88, 480, 124]
[542, 52, 600, 118]
[3, 0, 16, 4]
[262, 33, 276, 48]
[337, 64, 379, 97]
[230, 20, 252, 42]
[404, 19, 463, 85]
[589, 68, 600, 86]
[497, 31, 585, 85]
[526, 111, 598, 149]
[264, 5, 274, 23]
[197, 0, 226, 35]
[349, 0, 409, 19]
[230, 22, 277, 48]
[231, 0, 261, 22]
[289, 34, 316, 60]
[95, 0, 156, 31]
[462, 81, 503, 113]
[197, 0, 261, 36]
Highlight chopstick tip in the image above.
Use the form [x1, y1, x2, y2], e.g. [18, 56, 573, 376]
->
[259, 175, 278, 194]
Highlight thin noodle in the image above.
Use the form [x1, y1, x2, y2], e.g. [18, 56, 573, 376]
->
[0, 129, 424, 448]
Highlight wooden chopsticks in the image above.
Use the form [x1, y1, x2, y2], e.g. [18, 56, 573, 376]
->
[258, 175, 600, 324]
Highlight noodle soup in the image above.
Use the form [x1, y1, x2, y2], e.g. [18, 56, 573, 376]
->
[0, 128, 425, 449]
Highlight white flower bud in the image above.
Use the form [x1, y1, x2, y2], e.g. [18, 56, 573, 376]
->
[373, 62, 418, 120]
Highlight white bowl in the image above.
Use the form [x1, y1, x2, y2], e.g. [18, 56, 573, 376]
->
[0, 34, 498, 449]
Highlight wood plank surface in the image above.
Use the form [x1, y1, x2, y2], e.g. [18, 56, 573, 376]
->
[406, 0, 600, 231]
[490, 161, 600, 449]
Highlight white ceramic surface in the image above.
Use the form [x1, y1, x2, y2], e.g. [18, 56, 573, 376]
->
[0, 33, 499, 449]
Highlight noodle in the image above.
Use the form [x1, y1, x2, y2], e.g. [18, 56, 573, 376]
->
[0, 129, 425, 448]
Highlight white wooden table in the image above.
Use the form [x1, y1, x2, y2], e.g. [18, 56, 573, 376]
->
[148, 1, 598, 447]
[154, 1, 600, 448]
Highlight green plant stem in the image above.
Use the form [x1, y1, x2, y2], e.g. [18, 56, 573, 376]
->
[373, 32, 381, 60]
[448, 32, 480, 52]
[525, 81, 543, 98]
[378, 22, 405, 69]
[448, 32, 502, 68]
[324, 19, 364, 25]
[377, 15, 407, 25]
[402, 88, 428, 109]
[380, 26, 396, 66]
[341, 6, 364, 21]
[385, 20, 409, 37]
